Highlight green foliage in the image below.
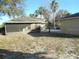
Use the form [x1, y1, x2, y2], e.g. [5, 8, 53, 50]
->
[0, 0, 24, 17]
[30, 6, 50, 20]
[29, 14, 34, 17]
[51, 0, 59, 13]
[56, 10, 71, 18]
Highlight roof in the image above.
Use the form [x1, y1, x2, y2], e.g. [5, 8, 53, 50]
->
[57, 12, 79, 21]
[64, 12, 79, 18]
[5, 16, 46, 24]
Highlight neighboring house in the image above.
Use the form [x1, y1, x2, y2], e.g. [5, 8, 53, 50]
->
[4, 16, 46, 34]
[58, 12, 79, 35]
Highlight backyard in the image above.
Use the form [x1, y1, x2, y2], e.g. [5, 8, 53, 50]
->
[0, 32, 79, 59]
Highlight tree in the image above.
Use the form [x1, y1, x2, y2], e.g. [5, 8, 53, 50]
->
[39, 7, 50, 32]
[29, 14, 35, 17]
[0, 0, 24, 18]
[29, 6, 51, 32]
[30, 6, 50, 19]
[56, 10, 71, 18]
[51, 0, 59, 29]
[62, 10, 70, 17]
[34, 7, 47, 19]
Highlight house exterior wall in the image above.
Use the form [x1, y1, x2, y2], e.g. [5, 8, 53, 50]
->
[5, 23, 46, 34]
[59, 17, 79, 35]
[30, 24, 46, 30]
[5, 23, 30, 33]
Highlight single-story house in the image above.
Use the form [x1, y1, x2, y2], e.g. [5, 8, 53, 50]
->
[58, 12, 79, 35]
[4, 16, 46, 34]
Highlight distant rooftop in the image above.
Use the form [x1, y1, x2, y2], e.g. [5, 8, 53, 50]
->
[5, 16, 46, 24]
[64, 12, 79, 18]
[12, 16, 45, 21]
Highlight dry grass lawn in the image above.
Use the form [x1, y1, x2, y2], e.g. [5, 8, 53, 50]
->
[0, 32, 79, 59]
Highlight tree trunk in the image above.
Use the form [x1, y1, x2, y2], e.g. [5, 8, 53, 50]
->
[48, 22, 50, 32]
[53, 12, 56, 29]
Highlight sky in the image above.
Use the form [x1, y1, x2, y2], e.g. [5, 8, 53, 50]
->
[0, 0, 79, 24]
[25, 0, 79, 15]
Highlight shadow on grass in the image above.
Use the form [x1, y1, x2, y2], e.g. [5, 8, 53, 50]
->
[28, 31, 79, 38]
[0, 49, 52, 59]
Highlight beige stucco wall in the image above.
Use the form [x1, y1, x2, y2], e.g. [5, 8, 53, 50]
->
[59, 17, 79, 35]
[30, 24, 45, 30]
[23, 24, 46, 33]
